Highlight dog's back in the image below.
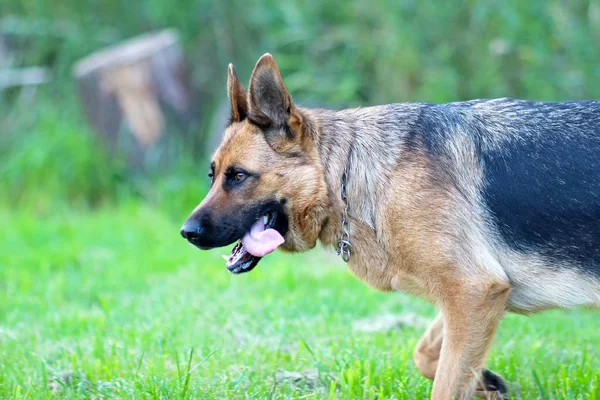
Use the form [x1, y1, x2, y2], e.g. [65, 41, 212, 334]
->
[411, 99, 600, 310]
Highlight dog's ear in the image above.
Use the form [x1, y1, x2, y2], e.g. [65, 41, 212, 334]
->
[248, 54, 303, 141]
[227, 64, 248, 123]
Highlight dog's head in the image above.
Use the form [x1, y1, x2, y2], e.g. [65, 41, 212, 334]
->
[181, 54, 330, 274]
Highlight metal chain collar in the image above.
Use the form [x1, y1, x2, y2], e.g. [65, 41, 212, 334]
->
[336, 165, 352, 262]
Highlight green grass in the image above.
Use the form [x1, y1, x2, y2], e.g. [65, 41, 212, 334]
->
[0, 204, 599, 399]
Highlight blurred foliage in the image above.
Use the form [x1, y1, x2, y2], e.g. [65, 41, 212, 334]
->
[1, 0, 600, 208]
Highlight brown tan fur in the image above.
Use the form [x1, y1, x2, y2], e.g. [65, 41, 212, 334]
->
[182, 54, 600, 400]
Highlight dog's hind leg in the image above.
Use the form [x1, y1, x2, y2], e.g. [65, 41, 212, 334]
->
[414, 313, 508, 399]
[428, 280, 511, 400]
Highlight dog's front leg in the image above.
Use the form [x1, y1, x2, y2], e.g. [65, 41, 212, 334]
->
[415, 313, 508, 399]
[430, 280, 511, 400]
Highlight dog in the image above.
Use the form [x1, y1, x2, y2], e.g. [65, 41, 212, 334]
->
[180, 53, 600, 399]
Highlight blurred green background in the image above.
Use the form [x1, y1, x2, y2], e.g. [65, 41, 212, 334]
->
[2, 0, 600, 209]
[1, 1, 600, 399]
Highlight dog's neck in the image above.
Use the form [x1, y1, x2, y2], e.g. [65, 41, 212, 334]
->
[305, 104, 423, 248]
[301, 108, 354, 248]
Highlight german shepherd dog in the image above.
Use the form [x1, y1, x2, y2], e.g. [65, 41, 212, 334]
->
[180, 54, 600, 399]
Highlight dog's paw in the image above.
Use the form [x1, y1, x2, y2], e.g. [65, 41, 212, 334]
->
[475, 369, 508, 399]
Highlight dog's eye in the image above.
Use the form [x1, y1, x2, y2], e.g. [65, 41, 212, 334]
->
[224, 167, 249, 186]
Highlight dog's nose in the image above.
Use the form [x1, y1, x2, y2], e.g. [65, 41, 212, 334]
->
[180, 218, 202, 240]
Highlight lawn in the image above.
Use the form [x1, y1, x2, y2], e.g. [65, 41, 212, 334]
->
[0, 204, 598, 399]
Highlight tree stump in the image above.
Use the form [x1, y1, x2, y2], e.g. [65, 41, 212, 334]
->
[73, 29, 199, 171]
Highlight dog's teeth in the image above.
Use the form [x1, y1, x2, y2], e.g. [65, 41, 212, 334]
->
[222, 255, 230, 262]
[263, 215, 268, 224]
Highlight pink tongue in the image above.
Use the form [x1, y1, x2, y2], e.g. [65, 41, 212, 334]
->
[242, 217, 285, 257]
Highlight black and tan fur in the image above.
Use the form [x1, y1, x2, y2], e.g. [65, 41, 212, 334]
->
[180, 54, 600, 399]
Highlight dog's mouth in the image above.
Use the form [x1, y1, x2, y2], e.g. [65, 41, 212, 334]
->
[223, 210, 285, 274]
